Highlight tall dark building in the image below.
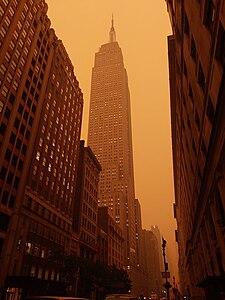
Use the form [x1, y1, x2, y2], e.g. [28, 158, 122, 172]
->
[166, 0, 225, 299]
[73, 140, 101, 261]
[142, 230, 162, 298]
[87, 18, 138, 290]
[0, 0, 83, 298]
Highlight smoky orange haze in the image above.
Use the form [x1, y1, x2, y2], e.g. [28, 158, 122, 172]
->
[45, 0, 179, 283]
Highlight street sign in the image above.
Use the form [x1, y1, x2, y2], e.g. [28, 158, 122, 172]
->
[162, 271, 170, 278]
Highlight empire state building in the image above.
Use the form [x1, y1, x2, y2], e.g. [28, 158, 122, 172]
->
[88, 19, 137, 269]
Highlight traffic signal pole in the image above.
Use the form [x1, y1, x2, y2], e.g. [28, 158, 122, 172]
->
[162, 237, 172, 300]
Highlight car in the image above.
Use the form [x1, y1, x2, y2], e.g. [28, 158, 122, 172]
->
[23, 297, 89, 300]
[105, 294, 138, 300]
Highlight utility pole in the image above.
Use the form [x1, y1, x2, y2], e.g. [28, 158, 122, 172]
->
[162, 237, 172, 300]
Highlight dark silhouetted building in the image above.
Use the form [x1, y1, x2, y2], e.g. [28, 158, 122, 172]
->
[0, 0, 83, 298]
[73, 140, 101, 261]
[166, 0, 225, 298]
[87, 18, 138, 292]
[134, 199, 149, 296]
[142, 230, 162, 298]
[97, 206, 124, 269]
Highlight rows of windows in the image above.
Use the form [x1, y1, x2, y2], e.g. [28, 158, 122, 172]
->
[22, 262, 61, 282]
[81, 216, 96, 235]
[0, 0, 52, 207]
[179, 4, 224, 214]
[29, 219, 69, 247]
[29, 49, 83, 203]
[83, 190, 97, 210]
[26, 196, 71, 233]
[80, 230, 96, 247]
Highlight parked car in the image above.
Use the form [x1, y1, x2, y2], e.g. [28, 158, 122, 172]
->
[24, 297, 89, 300]
[105, 294, 137, 300]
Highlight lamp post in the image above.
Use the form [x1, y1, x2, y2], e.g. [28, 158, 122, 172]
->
[162, 237, 172, 300]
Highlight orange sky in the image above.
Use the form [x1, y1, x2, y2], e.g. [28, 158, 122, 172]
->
[45, 0, 178, 280]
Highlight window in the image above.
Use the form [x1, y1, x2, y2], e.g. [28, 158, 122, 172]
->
[4, 107, 11, 119]
[14, 118, 20, 129]
[198, 63, 205, 91]
[207, 96, 215, 123]
[204, 0, 215, 32]
[33, 165, 37, 175]
[0, 100, 4, 113]
[0, 6, 4, 17]
[9, 132, 16, 144]
[0, 122, 6, 135]
[216, 22, 225, 66]
[191, 36, 197, 63]
[0, 64, 7, 75]
[12, 80, 19, 91]
[5, 148, 12, 161]
[36, 151, 40, 161]
[8, 41, 15, 53]
[1, 86, 8, 97]
[0, 212, 10, 232]
[17, 68, 22, 78]
[9, 6, 15, 16]
[5, 16, 11, 27]
[0, 26, 7, 37]
[18, 159, 23, 171]
[13, 176, 20, 189]
[16, 139, 22, 150]
[22, 144, 27, 155]
[17, 20, 22, 30]
[6, 72, 13, 83]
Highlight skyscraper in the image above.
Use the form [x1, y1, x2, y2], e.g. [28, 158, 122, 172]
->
[0, 0, 83, 297]
[166, 0, 225, 298]
[88, 18, 137, 281]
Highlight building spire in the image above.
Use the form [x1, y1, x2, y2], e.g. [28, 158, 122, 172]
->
[109, 14, 116, 43]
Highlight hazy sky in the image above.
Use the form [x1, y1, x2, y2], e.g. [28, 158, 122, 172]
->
[45, 0, 178, 278]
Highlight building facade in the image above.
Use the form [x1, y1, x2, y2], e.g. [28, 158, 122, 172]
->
[97, 206, 124, 269]
[87, 18, 138, 289]
[151, 225, 163, 273]
[73, 140, 101, 261]
[0, 0, 83, 298]
[166, 0, 225, 299]
[134, 199, 149, 297]
[142, 230, 162, 298]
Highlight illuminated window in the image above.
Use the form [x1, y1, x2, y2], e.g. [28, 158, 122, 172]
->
[36, 151, 40, 161]
[0, 6, 4, 17]
[0, 64, 7, 75]
[30, 265, 35, 277]
[5, 16, 11, 26]
[6, 72, 13, 83]
[16, 69, 22, 80]
[17, 20, 22, 30]
[25, 242, 32, 254]
[2, 86, 8, 97]
[33, 165, 37, 175]
[9, 6, 15, 16]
